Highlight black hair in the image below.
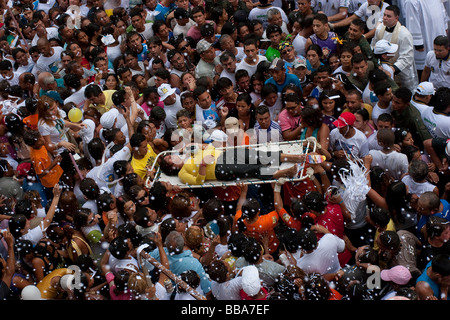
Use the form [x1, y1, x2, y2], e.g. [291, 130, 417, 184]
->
[298, 227, 318, 251]
[303, 191, 326, 214]
[369, 207, 390, 227]
[242, 237, 261, 263]
[393, 87, 412, 104]
[108, 236, 130, 259]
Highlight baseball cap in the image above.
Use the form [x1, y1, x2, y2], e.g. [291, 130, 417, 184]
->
[380, 265, 412, 285]
[293, 57, 307, 69]
[196, 39, 212, 54]
[209, 129, 228, 142]
[332, 112, 356, 128]
[415, 82, 435, 96]
[269, 57, 285, 71]
[174, 7, 189, 20]
[157, 83, 176, 101]
[224, 117, 240, 134]
[17, 162, 31, 177]
[100, 108, 119, 129]
[374, 39, 398, 55]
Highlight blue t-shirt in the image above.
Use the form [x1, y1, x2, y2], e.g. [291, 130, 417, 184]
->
[154, 3, 176, 22]
[265, 73, 302, 93]
[417, 199, 450, 240]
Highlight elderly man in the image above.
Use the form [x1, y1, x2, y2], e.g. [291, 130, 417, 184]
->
[37, 72, 64, 96]
[371, 5, 418, 92]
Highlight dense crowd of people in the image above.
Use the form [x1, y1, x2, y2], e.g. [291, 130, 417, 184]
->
[0, 0, 449, 301]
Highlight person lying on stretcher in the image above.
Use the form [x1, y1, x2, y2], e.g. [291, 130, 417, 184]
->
[158, 142, 307, 185]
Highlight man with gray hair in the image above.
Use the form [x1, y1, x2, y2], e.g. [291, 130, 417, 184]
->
[401, 159, 438, 198]
[148, 231, 212, 296]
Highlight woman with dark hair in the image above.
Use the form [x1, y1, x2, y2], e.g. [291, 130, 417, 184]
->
[299, 105, 332, 160]
[226, 92, 257, 131]
[318, 89, 344, 131]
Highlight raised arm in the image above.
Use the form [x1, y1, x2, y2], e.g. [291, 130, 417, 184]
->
[42, 184, 62, 230]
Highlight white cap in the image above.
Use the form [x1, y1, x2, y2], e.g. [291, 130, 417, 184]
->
[415, 82, 435, 96]
[100, 108, 119, 129]
[210, 129, 228, 142]
[157, 83, 176, 101]
[374, 39, 398, 55]
[224, 117, 240, 135]
[241, 265, 261, 296]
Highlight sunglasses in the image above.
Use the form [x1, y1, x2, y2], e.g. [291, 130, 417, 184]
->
[282, 47, 293, 55]
[136, 191, 149, 203]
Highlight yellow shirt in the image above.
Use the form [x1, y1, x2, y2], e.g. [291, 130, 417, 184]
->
[131, 144, 158, 178]
[342, 103, 373, 120]
[373, 218, 396, 251]
[178, 144, 222, 185]
[89, 90, 116, 115]
[37, 268, 73, 299]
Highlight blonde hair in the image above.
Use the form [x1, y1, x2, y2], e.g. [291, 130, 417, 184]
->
[185, 226, 206, 255]
[37, 96, 61, 126]
[128, 272, 148, 295]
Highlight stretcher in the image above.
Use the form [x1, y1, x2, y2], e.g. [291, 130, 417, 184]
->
[145, 139, 317, 189]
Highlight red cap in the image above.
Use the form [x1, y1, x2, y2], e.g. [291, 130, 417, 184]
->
[332, 112, 356, 128]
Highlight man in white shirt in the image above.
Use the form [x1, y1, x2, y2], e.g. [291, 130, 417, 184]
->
[157, 83, 183, 130]
[369, 128, 408, 180]
[416, 86, 450, 141]
[329, 111, 369, 159]
[236, 39, 268, 78]
[311, 0, 350, 22]
[371, 5, 418, 92]
[296, 227, 345, 275]
[403, 0, 447, 71]
[330, 0, 388, 39]
[421, 36, 450, 90]
[248, 0, 289, 30]
[130, 7, 154, 41]
[172, 8, 196, 37]
[35, 38, 64, 75]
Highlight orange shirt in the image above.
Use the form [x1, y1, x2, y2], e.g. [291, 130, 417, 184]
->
[234, 209, 280, 254]
[23, 114, 39, 131]
[30, 146, 63, 188]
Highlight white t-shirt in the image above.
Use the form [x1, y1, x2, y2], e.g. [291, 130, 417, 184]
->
[369, 150, 409, 180]
[163, 94, 183, 130]
[424, 50, 450, 89]
[296, 233, 345, 275]
[37, 109, 68, 154]
[35, 46, 64, 74]
[420, 107, 450, 140]
[211, 277, 243, 300]
[401, 174, 437, 197]
[293, 34, 307, 58]
[329, 127, 369, 158]
[86, 146, 131, 192]
[64, 85, 87, 109]
[236, 55, 267, 78]
[19, 221, 47, 246]
[372, 102, 392, 126]
[31, 27, 59, 47]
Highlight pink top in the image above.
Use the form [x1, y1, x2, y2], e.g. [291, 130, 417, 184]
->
[278, 109, 301, 132]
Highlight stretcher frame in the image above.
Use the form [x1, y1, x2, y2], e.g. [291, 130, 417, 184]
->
[145, 139, 316, 189]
